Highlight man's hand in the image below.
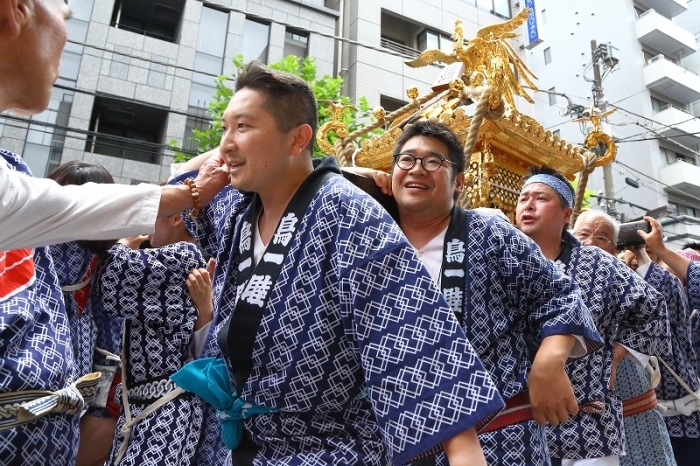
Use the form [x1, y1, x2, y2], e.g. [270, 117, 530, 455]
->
[187, 258, 215, 331]
[637, 216, 664, 256]
[609, 342, 629, 390]
[528, 334, 578, 426]
[343, 166, 393, 195]
[441, 427, 487, 466]
[194, 153, 231, 206]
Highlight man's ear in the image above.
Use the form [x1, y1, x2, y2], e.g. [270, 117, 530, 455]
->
[454, 171, 465, 195]
[0, 0, 29, 39]
[171, 214, 184, 227]
[563, 207, 573, 225]
[289, 124, 313, 156]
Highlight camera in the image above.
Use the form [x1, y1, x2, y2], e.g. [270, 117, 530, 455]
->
[616, 220, 651, 250]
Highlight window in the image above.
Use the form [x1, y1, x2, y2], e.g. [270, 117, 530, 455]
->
[661, 147, 697, 165]
[541, 9, 546, 25]
[544, 47, 552, 65]
[284, 29, 308, 59]
[242, 19, 270, 63]
[417, 29, 452, 53]
[548, 87, 556, 106]
[189, 6, 228, 111]
[110, 0, 185, 43]
[553, 129, 560, 138]
[86, 96, 168, 164]
[670, 203, 698, 217]
[183, 110, 211, 155]
[473, 0, 511, 19]
[380, 95, 408, 113]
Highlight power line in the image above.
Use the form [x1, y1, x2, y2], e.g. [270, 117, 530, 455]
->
[610, 60, 700, 106]
[613, 159, 700, 205]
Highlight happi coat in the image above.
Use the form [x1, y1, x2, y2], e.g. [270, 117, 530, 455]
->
[97, 242, 206, 466]
[0, 150, 80, 465]
[429, 208, 602, 466]
[547, 232, 670, 460]
[179, 158, 505, 465]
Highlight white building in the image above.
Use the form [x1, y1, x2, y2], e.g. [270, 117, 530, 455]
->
[0, 0, 337, 184]
[522, 0, 700, 248]
[4, 0, 696, 248]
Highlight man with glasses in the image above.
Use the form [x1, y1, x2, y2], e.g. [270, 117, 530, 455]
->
[573, 210, 682, 466]
[515, 167, 670, 466]
[362, 120, 602, 465]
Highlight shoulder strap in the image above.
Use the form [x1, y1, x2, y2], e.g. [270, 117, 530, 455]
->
[441, 207, 469, 326]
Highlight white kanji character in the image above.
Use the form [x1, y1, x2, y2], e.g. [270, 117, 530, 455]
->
[442, 287, 463, 313]
[239, 221, 252, 254]
[272, 213, 298, 246]
[241, 275, 273, 307]
[445, 239, 466, 263]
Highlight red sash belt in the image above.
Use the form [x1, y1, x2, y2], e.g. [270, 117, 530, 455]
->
[478, 391, 533, 434]
[622, 389, 657, 417]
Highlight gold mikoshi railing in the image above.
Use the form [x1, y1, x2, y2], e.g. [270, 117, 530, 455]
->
[316, 8, 616, 225]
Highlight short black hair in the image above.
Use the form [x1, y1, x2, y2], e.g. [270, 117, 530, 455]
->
[681, 241, 700, 252]
[235, 61, 317, 154]
[47, 161, 117, 254]
[525, 166, 575, 209]
[392, 120, 466, 177]
[47, 160, 114, 185]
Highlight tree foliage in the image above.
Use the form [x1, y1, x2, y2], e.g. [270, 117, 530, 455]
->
[173, 55, 379, 161]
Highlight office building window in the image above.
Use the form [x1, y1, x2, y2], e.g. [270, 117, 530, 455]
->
[86, 96, 167, 165]
[417, 29, 452, 53]
[284, 30, 308, 58]
[661, 147, 696, 165]
[111, 0, 185, 43]
[476, 0, 511, 19]
[544, 47, 552, 64]
[242, 19, 270, 63]
[542, 9, 546, 25]
[548, 87, 556, 106]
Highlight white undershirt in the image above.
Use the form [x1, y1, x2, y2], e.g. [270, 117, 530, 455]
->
[253, 217, 267, 266]
[414, 227, 449, 287]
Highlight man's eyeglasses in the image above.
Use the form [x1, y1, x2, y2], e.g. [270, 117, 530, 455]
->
[574, 231, 613, 247]
[394, 153, 457, 172]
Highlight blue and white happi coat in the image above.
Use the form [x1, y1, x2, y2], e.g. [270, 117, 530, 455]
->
[616, 357, 676, 466]
[183, 161, 504, 466]
[433, 209, 601, 466]
[644, 262, 700, 439]
[0, 150, 80, 465]
[96, 242, 206, 466]
[546, 232, 670, 459]
[50, 242, 100, 379]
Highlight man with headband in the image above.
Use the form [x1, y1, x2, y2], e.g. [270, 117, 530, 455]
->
[516, 167, 670, 466]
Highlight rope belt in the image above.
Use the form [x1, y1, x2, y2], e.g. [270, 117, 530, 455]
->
[622, 389, 657, 417]
[114, 322, 185, 465]
[0, 372, 101, 432]
[653, 356, 700, 417]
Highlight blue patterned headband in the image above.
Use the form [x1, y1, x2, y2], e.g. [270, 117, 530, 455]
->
[522, 174, 574, 208]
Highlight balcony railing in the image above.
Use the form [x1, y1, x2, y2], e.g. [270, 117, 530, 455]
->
[380, 38, 420, 60]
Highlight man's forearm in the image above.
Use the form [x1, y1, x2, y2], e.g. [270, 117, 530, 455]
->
[442, 427, 486, 466]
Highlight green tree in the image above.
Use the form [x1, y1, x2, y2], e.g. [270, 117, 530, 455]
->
[173, 55, 379, 162]
[571, 178, 596, 209]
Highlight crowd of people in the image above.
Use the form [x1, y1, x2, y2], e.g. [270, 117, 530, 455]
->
[1, 1, 700, 465]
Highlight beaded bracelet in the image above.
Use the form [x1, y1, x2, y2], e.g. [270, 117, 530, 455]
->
[183, 178, 201, 219]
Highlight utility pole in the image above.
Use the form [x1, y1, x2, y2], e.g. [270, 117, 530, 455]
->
[590, 39, 616, 217]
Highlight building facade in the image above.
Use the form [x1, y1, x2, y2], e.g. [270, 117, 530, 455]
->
[522, 0, 700, 247]
[0, 0, 337, 184]
[3, 0, 697, 248]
